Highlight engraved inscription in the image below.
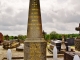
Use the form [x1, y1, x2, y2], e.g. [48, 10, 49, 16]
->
[32, 9, 39, 11]
[28, 23, 41, 26]
[29, 43, 41, 60]
[32, 20, 37, 22]
[29, 16, 40, 18]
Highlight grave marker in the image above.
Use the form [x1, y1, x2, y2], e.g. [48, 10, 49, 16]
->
[24, 0, 47, 60]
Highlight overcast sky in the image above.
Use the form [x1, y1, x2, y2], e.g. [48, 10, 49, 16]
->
[0, 0, 80, 36]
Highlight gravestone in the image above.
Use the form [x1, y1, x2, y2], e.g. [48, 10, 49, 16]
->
[66, 38, 74, 46]
[24, 0, 47, 60]
[0, 32, 3, 43]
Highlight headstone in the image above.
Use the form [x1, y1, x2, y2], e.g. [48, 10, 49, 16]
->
[0, 32, 3, 43]
[73, 55, 80, 60]
[7, 49, 12, 60]
[53, 46, 57, 60]
[24, 0, 47, 60]
[66, 38, 74, 46]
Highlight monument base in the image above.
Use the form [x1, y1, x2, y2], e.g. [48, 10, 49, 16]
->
[24, 38, 47, 60]
[75, 38, 80, 51]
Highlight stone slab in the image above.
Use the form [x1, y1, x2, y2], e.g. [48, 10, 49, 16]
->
[64, 52, 80, 60]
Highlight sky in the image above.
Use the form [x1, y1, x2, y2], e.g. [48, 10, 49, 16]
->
[0, 0, 80, 36]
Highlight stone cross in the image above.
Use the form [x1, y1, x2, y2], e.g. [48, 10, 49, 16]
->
[75, 23, 80, 35]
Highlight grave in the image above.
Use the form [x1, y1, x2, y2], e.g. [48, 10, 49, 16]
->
[50, 39, 68, 53]
[66, 38, 74, 46]
[16, 44, 24, 51]
[64, 52, 80, 60]
[3, 40, 20, 49]
[49, 35, 68, 53]
[75, 23, 80, 51]
[24, 0, 47, 60]
[60, 35, 67, 54]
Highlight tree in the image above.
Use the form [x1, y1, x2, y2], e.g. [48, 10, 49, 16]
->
[50, 31, 57, 34]
[9, 36, 14, 40]
[50, 31, 58, 40]
[42, 30, 47, 39]
[4, 35, 9, 40]
[45, 34, 50, 40]
[18, 35, 26, 40]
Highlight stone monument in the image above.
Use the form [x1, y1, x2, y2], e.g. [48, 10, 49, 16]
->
[75, 23, 80, 51]
[24, 0, 47, 60]
[60, 35, 67, 54]
[61, 35, 66, 50]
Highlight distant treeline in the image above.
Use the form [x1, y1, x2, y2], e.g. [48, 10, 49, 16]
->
[3, 35, 27, 40]
[3, 31, 79, 41]
[43, 31, 79, 41]
[44, 33, 79, 40]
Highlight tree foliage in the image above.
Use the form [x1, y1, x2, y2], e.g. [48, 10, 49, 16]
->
[44, 31, 79, 41]
[3, 35, 27, 40]
[3, 31, 79, 41]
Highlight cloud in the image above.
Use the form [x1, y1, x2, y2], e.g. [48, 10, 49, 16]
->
[5, 7, 14, 14]
[41, 13, 53, 23]
[0, 0, 80, 36]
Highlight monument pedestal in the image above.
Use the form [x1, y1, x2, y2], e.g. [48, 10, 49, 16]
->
[75, 38, 80, 51]
[24, 38, 47, 60]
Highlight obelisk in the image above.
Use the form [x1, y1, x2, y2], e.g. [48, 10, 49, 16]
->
[24, 0, 47, 60]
